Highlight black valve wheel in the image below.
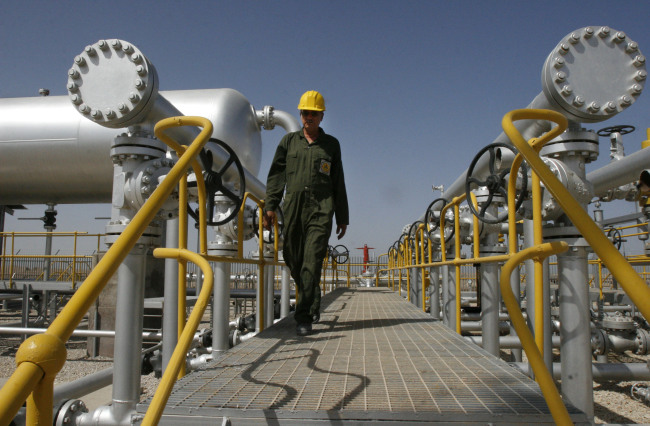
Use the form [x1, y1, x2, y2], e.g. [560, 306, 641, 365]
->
[396, 233, 407, 256]
[388, 245, 399, 262]
[465, 143, 528, 224]
[597, 125, 635, 137]
[606, 227, 623, 250]
[329, 244, 349, 264]
[407, 220, 428, 252]
[253, 205, 284, 245]
[188, 138, 246, 226]
[425, 197, 454, 242]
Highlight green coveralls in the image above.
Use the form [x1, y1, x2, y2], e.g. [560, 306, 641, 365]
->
[265, 128, 349, 324]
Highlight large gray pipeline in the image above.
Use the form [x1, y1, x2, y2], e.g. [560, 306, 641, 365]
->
[0, 37, 301, 205]
[433, 26, 646, 203]
[0, 89, 273, 204]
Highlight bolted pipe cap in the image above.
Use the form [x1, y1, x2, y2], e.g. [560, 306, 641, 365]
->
[67, 39, 158, 128]
[542, 26, 646, 123]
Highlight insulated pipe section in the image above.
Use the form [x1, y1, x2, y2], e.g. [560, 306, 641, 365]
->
[588, 148, 650, 197]
[66, 39, 268, 200]
[0, 89, 270, 204]
[434, 26, 646, 203]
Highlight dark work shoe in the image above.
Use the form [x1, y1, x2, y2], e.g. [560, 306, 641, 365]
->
[312, 312, 320, 324]
[296, 323, 312, 336]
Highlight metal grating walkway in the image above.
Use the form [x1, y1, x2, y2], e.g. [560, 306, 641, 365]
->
[138, 287, 587, 424]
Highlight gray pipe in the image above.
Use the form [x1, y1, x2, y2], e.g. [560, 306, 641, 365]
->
[512, 362, 650, 382]
[53, 367, 114, 406]
[212, 262, 231, 352]
[417, 25, 646, 220]
[280, 265, 290, 319]
[588, 147, 650, 197]
[111, 248, 146, 423]
[558, 246, 593, 417]
[0, 327, 161, 340]
[265, 263, 275, 328]
[162, 218, 179, 374]
[480, 217, 501, 357]
[429, 266, 440, 320]
[467, 335, 561, 349]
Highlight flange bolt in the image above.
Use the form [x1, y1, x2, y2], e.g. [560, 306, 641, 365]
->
[588, 101, 601, 112]
[634, 55, 646, 67]
[598, 26, 610, 38]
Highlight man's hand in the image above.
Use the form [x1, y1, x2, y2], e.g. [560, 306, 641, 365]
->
[263, 210, 276, 230]
[336, 224, 347, 240]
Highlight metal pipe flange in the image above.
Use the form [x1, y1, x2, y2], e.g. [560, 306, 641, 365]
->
[542, 26, 646, 123]
[67, 39, 159, 128]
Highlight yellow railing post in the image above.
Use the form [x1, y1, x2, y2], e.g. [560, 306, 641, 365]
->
[500, 241, 572, 425]
[143, 248, 214, 426]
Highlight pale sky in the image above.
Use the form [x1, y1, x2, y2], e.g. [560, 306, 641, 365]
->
[2, 0, 649, 257]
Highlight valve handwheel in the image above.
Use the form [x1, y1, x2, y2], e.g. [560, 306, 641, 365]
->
[189, 138, 246, 226]
[465, 143, 528, 224]
[597, 125, 635, 137]
[407, 220, 427, 252]
[425, 197, 454, 241]
[329, 244, 349, 264]
[606, 227, 623, 250]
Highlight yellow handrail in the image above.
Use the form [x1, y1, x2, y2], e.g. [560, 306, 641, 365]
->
[0, 116, 214, 425]
[142, 248, 214, 426]
[500, 241, 572, 425]
[503, 109, 650, 322]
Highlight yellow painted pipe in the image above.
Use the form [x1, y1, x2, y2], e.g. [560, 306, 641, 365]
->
[500, 241, 571, 425]
[503, 109, 650, 323]
[143, 248, 214, 426]
[468, 193, 479, 260]
[0, 362, 43, 425]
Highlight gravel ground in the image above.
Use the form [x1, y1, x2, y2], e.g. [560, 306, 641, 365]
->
[2, 313, 650, 423]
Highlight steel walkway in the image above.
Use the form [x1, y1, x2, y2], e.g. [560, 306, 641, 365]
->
[138, 287, 587, 424]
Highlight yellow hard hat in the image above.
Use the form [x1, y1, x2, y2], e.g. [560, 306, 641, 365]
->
[297, 90, 325, 111]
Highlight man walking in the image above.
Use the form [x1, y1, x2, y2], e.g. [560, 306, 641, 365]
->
[264, 90, 349, 336]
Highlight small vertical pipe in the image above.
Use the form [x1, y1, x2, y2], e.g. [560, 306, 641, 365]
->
[111, 247, 146, 423]
[429, 266, 440, 320]
[281, 265, 290, 318]
[162, 218, 179, 374]
[265, 264, 274, 327]
[558, 246, 593, 418]
[212, 262, 231, 352]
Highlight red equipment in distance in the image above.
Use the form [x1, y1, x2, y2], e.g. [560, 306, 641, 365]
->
[356, 244, 375, 273]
